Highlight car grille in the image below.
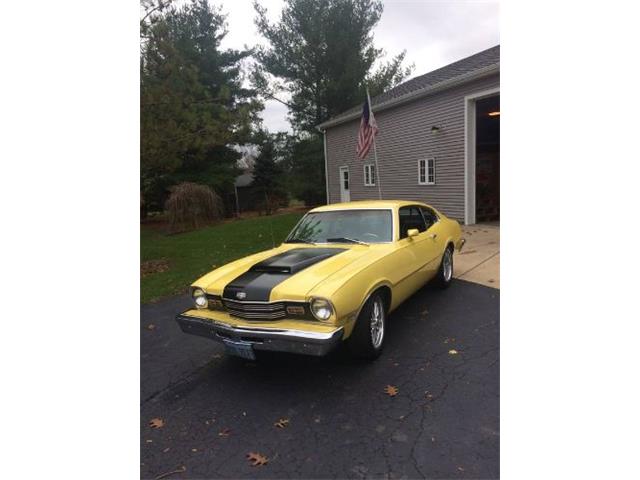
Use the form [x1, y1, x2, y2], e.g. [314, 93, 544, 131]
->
[221, 298, 288, 320]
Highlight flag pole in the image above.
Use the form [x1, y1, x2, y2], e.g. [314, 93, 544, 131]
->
[367, 88, 382, 200]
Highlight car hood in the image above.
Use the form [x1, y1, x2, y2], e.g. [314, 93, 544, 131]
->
[194, 243, 378, 302]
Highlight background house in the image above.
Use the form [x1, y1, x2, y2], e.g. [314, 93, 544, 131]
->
[318, 45, 500, 225]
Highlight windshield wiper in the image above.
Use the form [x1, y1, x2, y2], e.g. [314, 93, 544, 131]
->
[326, 237, 368, 245]
[285, 238, 315, 244]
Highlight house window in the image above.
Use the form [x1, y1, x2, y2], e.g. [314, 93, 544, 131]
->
[364, 164, 376, 186]
[419, 158, 436, 185]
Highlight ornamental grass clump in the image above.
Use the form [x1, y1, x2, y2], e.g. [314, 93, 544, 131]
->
[165, 182, 223, 233]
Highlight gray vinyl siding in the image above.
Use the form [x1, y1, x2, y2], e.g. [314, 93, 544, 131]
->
[325, 74, 499, 221]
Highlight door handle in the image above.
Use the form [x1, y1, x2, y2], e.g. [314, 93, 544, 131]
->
[428, 233, 437, 240]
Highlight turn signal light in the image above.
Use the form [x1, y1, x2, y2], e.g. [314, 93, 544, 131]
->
[286, 306, 305, 316]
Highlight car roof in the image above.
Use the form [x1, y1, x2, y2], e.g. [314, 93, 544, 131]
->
[310, 200, 424, 212]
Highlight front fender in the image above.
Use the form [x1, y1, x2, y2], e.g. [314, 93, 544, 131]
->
[331, 274, 393, 339]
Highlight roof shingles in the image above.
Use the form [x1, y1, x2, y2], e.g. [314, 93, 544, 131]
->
[320, 45, 500, 128]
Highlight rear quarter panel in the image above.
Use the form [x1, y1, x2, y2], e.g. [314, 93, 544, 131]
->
[438, 215, 462, 250]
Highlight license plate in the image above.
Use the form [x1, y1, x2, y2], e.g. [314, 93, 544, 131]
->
[222, 339, 256, 360]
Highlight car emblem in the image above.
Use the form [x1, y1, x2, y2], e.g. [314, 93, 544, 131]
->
[236, 291, 247, 300]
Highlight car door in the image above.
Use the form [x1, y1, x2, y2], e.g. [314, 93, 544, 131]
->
[392, 205, 441, 294]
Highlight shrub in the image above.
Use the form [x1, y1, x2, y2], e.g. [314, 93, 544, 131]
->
[165, 182, 224, 233]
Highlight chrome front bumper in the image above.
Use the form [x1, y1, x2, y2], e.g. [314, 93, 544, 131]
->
[175, 311, 344, 356]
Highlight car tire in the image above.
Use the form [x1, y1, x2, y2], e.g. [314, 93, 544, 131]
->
[347, 292, 386, 360]
[435, 245, 454, 289]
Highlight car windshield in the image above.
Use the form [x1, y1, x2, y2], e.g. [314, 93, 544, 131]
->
[286, 209, 393, 244]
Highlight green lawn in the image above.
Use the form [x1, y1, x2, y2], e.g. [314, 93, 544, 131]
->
[141, 212, 305, 303]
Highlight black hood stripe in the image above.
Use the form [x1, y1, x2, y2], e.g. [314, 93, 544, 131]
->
[223, 248, 346, 302]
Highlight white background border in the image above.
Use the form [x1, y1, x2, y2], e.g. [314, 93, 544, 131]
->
[1, 1, 639, 478]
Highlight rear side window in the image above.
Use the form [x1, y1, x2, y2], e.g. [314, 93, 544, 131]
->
[421, 207, 439, 229]
[399, 206, 427, 238]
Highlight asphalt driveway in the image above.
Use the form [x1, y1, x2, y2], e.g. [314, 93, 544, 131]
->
[141, 280, 499, 479]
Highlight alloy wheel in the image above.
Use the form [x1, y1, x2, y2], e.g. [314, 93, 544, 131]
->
[370, 297, 385, 349]
[443, 249, 453, 282]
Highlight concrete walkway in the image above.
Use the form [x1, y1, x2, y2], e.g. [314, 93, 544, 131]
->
[454, 223, 500, 289]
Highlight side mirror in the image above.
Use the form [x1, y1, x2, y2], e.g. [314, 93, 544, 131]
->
[407, 228, 419, 238]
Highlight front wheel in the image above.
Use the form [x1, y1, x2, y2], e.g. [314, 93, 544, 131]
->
[347, 292, 386, 360]
[434, 245, 454, 289]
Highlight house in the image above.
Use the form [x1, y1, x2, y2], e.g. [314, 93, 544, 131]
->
[317, 45, 500, 225]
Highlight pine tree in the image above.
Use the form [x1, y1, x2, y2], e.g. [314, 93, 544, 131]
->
[252, 137, 287, 215]
[140, 0, 262, 211]
[253, 0, 413, 133]
[252, 0, 413, 206]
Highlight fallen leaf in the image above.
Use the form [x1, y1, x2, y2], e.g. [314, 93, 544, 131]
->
[448, 349, 459, 355]
[147, 324, 156, 330]
[246, 451, 269, 467]
[274, 418, 290, 429]
[384, 385, 399, 397]
[218, 428, 231, 437]
[149, 418, 164, 429]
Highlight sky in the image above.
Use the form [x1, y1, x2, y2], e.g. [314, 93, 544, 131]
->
[216, 0, 500, 132]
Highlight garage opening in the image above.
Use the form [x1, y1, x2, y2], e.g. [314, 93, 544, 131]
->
[475, 95, 500, 222]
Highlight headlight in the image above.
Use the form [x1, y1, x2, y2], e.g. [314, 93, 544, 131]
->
[310, 298, 333, 321]
[192, 288, 208, 309]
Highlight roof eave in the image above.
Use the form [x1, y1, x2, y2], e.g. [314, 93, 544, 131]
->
[317, 63, 500, 131]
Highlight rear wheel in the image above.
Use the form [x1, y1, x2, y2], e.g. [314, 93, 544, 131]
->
[435, 245, 454, 289]
[347, 292, 386, 360]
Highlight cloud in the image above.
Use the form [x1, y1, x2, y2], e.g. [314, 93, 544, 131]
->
[375, 0, 500, 74]
[259, 99, 292, 133]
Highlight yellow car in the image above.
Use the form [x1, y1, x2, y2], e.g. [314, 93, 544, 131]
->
[175, 200, 465, 360]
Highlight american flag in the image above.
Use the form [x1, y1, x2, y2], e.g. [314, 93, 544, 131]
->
[356, 93, 378, 159]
